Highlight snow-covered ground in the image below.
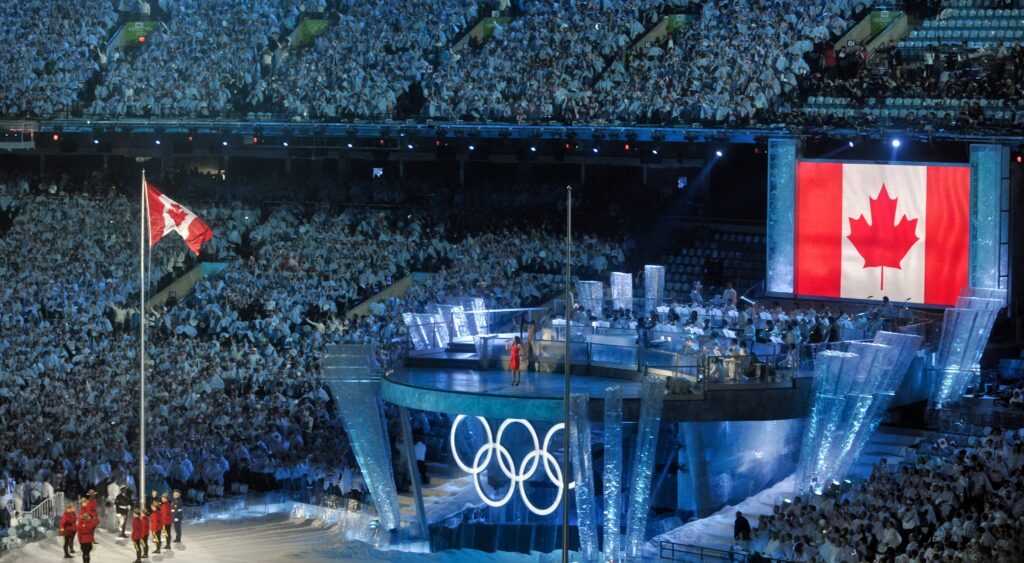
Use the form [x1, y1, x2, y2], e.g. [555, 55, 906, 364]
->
[642, 475, 797, 559]
[4, 511, 542, 563]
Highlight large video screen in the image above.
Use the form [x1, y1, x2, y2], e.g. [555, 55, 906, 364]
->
[794, 161, 971, 307]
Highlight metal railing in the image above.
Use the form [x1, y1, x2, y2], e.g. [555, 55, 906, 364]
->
[660, 540, 794, 562]
[26, 492, 63, 522]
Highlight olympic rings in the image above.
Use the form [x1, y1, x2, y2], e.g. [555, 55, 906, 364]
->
[450, 415, 575, 516]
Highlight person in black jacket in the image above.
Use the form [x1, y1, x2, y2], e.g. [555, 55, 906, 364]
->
[114, 489, 133, 538]
[171, 489, 183, 543]
[734, 511, 752, 542]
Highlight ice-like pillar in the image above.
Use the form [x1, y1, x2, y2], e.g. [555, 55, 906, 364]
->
[625, 376, 665, 558]
[602, 386, 624, 562]
[932, 290, 1005, 410]
[643, 265, 665, 314]
[681, 423, 713, 517]
[569, 394, 599, 561]
[575, 280, 604, 319]
[322, 344, 401, 531]
[795, 351, 855, 493]
[610, 272, 633, 313]
[766, 138, 797, 294]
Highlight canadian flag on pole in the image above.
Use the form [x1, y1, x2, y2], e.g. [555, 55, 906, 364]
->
[146, 182, 214, 255]
[795, 161, 971, 306]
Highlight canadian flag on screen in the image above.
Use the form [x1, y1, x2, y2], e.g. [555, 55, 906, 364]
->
[146, 182, 214, 255]
[795, 162, 970, 306]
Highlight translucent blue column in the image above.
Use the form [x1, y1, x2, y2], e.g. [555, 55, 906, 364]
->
[643, 265, 665, 314]
[610, 272, 633, 312]
[575, 280, 604, 319]
[323, 344, 401, 531]
[766, 138, 797, 294]
[932, 290, 1005, 409]
[968, 144, 1003, 290]
[625, 376, 665, 558]
[569, 394, 599, 561]
[603, 386, 624, 562]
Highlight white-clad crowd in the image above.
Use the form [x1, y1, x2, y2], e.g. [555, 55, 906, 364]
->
[88, 0, 306, 118]
[0, 0, 115, 117]
[0, 173, 625, 531]
[746, 427, 1024, 562]
[249, 0, 479, 119]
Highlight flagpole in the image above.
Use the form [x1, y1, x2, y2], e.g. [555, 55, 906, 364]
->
[139, 170, 147, 506]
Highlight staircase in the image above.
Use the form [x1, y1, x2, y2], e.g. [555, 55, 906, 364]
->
[846, 425, 926, 479]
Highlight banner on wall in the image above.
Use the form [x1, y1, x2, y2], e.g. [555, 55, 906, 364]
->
[795, 161, 970, 307]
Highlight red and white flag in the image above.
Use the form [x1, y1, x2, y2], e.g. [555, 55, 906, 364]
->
[795, 161, 970, 307]
[146, 182, 213, 255]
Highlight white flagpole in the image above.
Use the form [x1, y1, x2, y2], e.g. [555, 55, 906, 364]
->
[139, 170, 147, 506]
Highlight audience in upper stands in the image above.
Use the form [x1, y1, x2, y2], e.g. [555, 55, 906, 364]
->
[3, 0, 1020, 132]
[801, 39, 1024, 130]
[0, 0, 115, 117]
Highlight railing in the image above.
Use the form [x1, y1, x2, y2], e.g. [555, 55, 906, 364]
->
[26, 492, 63, 522]
[659, 540, 794, 562]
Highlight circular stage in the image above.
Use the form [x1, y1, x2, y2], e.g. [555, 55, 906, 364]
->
[381, 368, 814, 422]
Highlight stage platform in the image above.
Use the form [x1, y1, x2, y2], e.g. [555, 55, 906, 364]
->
[382, 368, 814, 423]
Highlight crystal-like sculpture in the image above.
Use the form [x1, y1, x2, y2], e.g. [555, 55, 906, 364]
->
[625, 376, 665, 557]
[603, 386, 624, 562]
[575, 280, 604, 319]
[643, 265, 665, 315]
[610, 272, 633, 313]
[569, 394, 599, 561]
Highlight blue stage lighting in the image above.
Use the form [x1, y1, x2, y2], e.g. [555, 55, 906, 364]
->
[891, 138, 901, 148]
[715, 150, 723, 157]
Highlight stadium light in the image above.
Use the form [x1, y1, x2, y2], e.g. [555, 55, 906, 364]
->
[715, 149, 724, 157]
[848, 141, 854, 148]
[530, 146, 537, 152]
[155, 140, 161, 145]
[468, 145, 475, 151]
[592, 147, 599, 154]
[891, 138, 901, 148]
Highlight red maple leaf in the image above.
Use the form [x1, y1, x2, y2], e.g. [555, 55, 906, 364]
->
[167, 204, 189, 227]
[847, 184, 919, 291]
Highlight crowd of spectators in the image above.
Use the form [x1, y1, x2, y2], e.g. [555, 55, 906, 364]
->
[588, 0, 855, 125]
[423, 0, 675, 122]
[88, 0, 307, 118]
[0, 171, 625, 536]
[249, 0, 481, 119]
[0, 0, 115, 117]
[800, 40, 1024, 130]
[5, 0, 1022, 133]
[744, 427, 1024, 562]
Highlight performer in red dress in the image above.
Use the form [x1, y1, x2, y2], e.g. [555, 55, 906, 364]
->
[507, 336, 523, 386]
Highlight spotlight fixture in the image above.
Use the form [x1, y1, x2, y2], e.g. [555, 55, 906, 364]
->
[468, 144, 475, 151]
[848, 141, 855, 148]
[891, 138, 901, 148]
[715, 150, 724, 157]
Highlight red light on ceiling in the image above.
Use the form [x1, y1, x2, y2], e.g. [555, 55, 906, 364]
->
[52, 134, 60, 141]
[624, 144, 630, 151]
[1017, 155, 1022, 164]
[252, 137, 259, 144]
[187, 135, 193, 142]
[138, 36, 146, 43]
